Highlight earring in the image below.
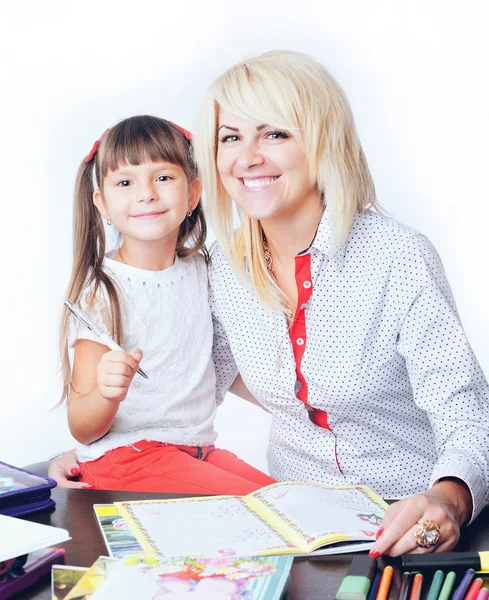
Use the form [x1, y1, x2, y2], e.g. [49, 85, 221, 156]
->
[106, 218, 112, 226]
[187, 209, 192, 217]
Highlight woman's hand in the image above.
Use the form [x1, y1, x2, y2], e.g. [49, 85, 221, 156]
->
[48, 449, 90, 489]
[370, 479, 472, 557]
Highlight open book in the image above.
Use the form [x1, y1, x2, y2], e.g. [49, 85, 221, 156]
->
[113, 482, 386, 559]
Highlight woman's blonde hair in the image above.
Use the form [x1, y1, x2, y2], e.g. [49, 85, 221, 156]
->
[59, 115, 207, 404]
[194, 50, 378, 307]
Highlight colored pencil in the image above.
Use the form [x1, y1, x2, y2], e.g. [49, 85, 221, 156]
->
[426, 570, 444, 600]
[375, 566, 392, 600]
[409, 573, 423, 600]
[399, 572, 412, 600]
[438, 571, 457, 600]
[452, 569, 475, 600]
[475, 588, 489, 600]
[465, 579, 484, 600]
[367, 571, 381, 600]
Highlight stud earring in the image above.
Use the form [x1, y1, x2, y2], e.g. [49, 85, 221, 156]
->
[106, 218, 112, 226]
[187, 210, 192, 217]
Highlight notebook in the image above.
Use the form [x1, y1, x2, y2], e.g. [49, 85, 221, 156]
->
[0, 514, 70, 562]
[114, 482, 386, 559]
[93, 504, 144, 558]
[90, 554, 293, 600]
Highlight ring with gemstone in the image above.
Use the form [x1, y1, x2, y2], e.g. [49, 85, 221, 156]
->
[414, 519, 441, 548]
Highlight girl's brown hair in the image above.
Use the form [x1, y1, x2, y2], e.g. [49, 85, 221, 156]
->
[59, 115, 207, 404]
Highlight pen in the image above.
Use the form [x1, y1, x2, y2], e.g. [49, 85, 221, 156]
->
[64, 300, 148, 379]
[367, 571, 381, 600]
[401, 551, 489, 573]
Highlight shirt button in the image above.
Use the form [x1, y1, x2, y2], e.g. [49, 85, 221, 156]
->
[300, 303, 307, 310]
[296, 338, 305, 346]
[303, 281, 312, 289]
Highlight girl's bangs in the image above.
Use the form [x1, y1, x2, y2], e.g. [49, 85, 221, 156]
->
[99, 118, 190, 177]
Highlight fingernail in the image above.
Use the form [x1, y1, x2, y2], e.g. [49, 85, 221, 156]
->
[83, 484, 94, 489]
[70, 468, 79, 476]
[369, 549, 381, 558]
[375, 527, 384, 540]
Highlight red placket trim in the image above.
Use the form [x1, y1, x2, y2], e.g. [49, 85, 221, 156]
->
[291, 253, 331, 432]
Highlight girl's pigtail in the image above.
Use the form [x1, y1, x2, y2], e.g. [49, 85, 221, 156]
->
[58, 154, 122, 405]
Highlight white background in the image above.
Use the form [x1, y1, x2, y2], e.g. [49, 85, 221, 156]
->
[0, 0, 487, 471]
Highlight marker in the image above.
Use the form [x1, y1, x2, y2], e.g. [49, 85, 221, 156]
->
[375, 565, 393, 600]
[438, 571, 457, 600]
[367, 571, 381, 600]
[401, 551, 489, 573]
[465, 579, 484, 600]
[452, 569, 475, 600]
[410, 573, 423, 600]
[336, 556, 377, 600]
[476, 589, 489, 600]
[399, 572, 412, 600]
[426, 570, 444, 600]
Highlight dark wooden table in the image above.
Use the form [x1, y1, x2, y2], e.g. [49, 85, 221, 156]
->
[17, 487, 489, 599]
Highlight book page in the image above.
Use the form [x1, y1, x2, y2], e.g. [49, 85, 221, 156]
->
[246, 483, 386, 553]
[115, 496, 297, 559]
[91, 555, 293, 600]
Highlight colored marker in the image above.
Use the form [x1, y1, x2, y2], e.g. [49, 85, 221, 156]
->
[426, 570, 444, 600]
[375, 565, 393, 600]
[336, 556, 377, 600]
[401, 551, 489, 573]
[438, 571, 457, 600]
[465, 579, 484, 600]
[476, 588, 489, 600]
[367, 571, 381, 600]
[452, 568, 475, 600]
[410, 573, 423, 600]
[399, 572, 412, 600]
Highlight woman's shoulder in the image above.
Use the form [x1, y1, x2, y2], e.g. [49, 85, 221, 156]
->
[353, 209, 422, 243]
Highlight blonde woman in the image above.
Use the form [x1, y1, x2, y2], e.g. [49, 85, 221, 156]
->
[194, 50, 489, 557]
[50, 51, 488, 557]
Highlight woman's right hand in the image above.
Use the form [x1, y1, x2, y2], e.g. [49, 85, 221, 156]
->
[48, 449, 90, 489]
[97, 349, 142, 403]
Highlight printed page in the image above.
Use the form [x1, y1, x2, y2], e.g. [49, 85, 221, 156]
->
[91, 555, 293, 600]
[115, 496, 297, 559]
[246, 483, 386, 553]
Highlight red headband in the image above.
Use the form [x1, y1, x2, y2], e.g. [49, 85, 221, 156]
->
[169, 121, 193, 140]
[84, 121, 192, 164]
[84, 129, 109, 163]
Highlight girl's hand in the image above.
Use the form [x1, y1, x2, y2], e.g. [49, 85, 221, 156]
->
[48, 449, 90, 489]
[97, 348, 142, 403]
[370, 479, 472, 557]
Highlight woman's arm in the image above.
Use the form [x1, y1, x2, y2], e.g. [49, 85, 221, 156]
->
[229, 374, 267, 410]
[371, 234, 488, 556]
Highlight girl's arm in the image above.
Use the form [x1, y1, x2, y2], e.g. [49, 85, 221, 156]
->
[68, 339, 141, 445]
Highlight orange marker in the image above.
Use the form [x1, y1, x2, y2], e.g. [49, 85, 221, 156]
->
[375, 565, 393, 600]
[409, 573, 423, 600]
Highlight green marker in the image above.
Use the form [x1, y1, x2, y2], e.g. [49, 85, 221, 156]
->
[336, 556, 377, 600]
[426, 570, 444, 600]
[438, 571, 457, 600]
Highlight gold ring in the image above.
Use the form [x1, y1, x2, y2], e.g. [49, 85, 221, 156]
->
[414, 519, 441, 548]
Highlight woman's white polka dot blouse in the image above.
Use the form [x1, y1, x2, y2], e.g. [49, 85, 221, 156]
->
[208, 209, 489, 521]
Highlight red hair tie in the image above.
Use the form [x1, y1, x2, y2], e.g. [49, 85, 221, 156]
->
[169, 121, 192, 140]
[84, 129, 109, 163]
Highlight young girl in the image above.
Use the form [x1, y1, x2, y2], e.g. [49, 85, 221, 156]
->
[59, 115, 275, 494]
